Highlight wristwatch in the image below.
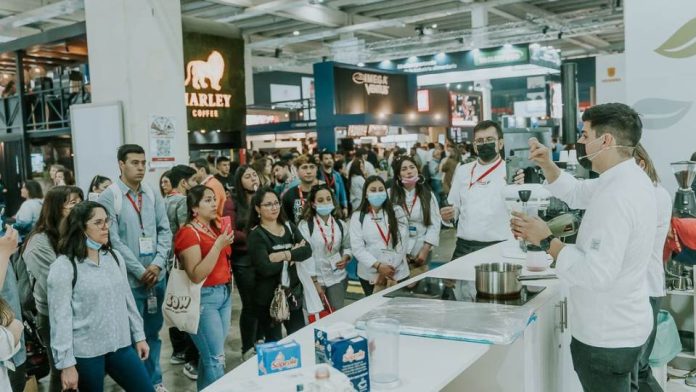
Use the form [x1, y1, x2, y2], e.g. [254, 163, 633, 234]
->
[539, 234, 556, 253]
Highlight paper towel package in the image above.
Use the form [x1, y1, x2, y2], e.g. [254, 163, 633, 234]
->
[314, 322, 356, 364]
[256, 340, 302, 376]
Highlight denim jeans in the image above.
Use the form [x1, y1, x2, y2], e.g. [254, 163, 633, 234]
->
[131, 278, 166, 386]
[75, 345, 154, 392]
[571, 337, 643, 392]
[189, 284, 232, 391]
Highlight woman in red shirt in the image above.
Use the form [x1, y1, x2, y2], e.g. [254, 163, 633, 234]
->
[174, 185, 234, 391]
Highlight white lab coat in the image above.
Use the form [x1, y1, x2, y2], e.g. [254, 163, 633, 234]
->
[390, 188, 441, 257]
[298, 217, 352, 288]
[648, 184, 672, 297]
[349, 206, 409, 283]
[349, 175, 366, 212]
[0, 325, 20, 392]
[447, 158, 513, 242]
[546, 160, 657, 348]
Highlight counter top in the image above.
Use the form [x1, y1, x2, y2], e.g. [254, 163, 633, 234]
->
[205, 240, 561, 392]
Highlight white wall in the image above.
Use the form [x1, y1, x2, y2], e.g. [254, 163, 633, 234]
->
[625, 1, 696, 194]
[84, 0, 189, 186]
[595, 53, 626, 104]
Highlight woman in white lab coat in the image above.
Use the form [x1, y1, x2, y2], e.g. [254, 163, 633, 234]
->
[350, 175, 409, 296]
[297, 184, 352, 310]
[390, 156, 441, 278]
[347, 158, 366, 213]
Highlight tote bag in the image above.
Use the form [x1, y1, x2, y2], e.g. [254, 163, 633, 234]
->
[163, 230, 204, 334]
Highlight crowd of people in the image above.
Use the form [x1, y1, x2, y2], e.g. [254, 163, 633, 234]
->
[0, 104, 691, 392]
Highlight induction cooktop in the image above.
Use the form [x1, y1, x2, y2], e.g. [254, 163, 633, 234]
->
[383, 276, 545, 306]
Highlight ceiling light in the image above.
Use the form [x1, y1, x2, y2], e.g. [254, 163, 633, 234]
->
[200, 129, 207, 134]
[409, 112, 416, 120]
[357, 62, 365, 67]
[468, 86, 473, 91]
[456, 84, 461, 89]
[431, 24, 438, 29]
[293, 30, 300, 36]
[445, 83, 450, 88]
[434, 113, 442, 120]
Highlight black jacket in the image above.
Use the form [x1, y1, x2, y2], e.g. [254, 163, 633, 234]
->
[247, 222, 311, 307]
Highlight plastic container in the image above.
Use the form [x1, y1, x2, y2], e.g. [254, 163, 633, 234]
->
[526, 250, 551, 272]
[366, 317, 400, 389]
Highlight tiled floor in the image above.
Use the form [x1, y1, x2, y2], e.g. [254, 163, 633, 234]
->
[36, 229, 459, 391]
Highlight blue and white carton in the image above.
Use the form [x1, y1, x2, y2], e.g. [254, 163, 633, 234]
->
[314, 323, 370, 392]
[256, 340, 302, 376]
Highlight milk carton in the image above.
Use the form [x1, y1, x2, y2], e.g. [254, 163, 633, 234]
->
[314, 322, 356, 364]
[256, 340, 302, 376]
[327, 335, 370, 392]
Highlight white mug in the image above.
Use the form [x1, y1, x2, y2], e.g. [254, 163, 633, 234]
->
[526, 250, 551, 272]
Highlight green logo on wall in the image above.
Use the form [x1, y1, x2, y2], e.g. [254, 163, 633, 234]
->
[655, 17, 696, 58]
[474, 47, 527, 66]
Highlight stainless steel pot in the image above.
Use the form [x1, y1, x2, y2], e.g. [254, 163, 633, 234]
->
[475, 263, 523, 297]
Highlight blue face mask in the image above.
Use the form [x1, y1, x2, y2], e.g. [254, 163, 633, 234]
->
[367, 191, 388, 208]
[86, 236, 103, 250]
[315, 203, 335, 216]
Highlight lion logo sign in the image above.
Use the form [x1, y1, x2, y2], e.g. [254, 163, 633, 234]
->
[184, 50, 225, 91]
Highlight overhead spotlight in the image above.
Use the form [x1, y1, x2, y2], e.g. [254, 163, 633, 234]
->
[558, 31, 563, 39]
[445, 83, 450, 88]
[357, 62, 365, 67]
[200, 129, 207, 134]
[456, 84, 461, 89]
[274, 48, 282, 58]
[431, 23, 438, 29]
[293, 30, 300, 36]
[542, 25, 549, 34]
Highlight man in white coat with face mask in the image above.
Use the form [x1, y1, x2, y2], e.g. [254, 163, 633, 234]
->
[440, 120, 512, 259]
[511, 103, 657, 392]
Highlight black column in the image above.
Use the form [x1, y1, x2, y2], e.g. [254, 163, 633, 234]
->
[561, 62, 578, 144]
[14, 50, 30, 177]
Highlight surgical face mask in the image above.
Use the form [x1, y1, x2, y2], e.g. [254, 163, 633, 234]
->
[401, 176, 419, 186]
[576, 136, 605, 170]
[367, 191, 388, 208]
[315, 203, 334, 216]
[86, 236, 103, 250]
[476, 142, 498, 162]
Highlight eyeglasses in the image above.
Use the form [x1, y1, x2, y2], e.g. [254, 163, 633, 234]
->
[260, 201, 281, 209]
[473, 137, 498, 145]
[88, 217, 111, 229]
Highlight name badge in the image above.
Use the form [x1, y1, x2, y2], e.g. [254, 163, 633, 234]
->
[408, 225, 417, 237]
[380, 249, 402, 267]
[139, 237, 155, 257]
[329, 253, 342, 271]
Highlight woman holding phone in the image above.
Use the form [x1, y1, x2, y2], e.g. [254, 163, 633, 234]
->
[174, 185, 234, 391]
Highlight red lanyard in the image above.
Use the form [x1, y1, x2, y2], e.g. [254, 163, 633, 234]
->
[370, 208, 390, 247]
[468, 158, 503, 189]
[126, 192, 144, 230]
[323, 171, 335, 188]
[403, 191, 418, 218]
[315, 216, 335, 253]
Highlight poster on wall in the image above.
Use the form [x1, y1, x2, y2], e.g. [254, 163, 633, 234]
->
[301, 77, 315, 100]
[183, 32, 245, 146]
[450, 93, 481, 126]
[148, 115, 176, 168]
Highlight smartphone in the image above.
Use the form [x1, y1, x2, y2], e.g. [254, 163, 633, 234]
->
[221, 216, 232, 234]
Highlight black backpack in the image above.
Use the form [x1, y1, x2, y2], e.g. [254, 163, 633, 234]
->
[69, 248, 121, 289]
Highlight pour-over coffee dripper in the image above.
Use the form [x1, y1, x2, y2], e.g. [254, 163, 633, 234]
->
[671, 161, 696, 217]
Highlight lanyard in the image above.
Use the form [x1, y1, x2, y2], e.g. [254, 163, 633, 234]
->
[315, 216, 335, 253]
[126, 192, 144, 230]
[468, 158, 503, 190]
[403, 191, 418, 218]
[192, 219, 218, 240]
[370, 208, 390, 247]
[323, 171, 335, 188]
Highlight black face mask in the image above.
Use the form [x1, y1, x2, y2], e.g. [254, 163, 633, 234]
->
[476, 142, 498, 162]
[575, 142, 593, 170]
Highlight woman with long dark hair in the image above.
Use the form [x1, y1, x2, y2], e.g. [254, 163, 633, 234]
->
[174, 185, 234, 390]
[247, 187, 311, 341]
[349, 175, 408, 296]
[23, 185, 82, 392]
[298, 184, 351, 310]
[251, 158, 273, 188]
[347, 158, 366, 213]
[47, 201, 151, 392]
[14, 180, 44, 235]
[390, 156, 441, 279]
[160, 170, 173, 197]
[222, 165, 260, 360]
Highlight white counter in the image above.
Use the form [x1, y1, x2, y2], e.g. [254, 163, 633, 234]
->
[205, 240, 565, 392]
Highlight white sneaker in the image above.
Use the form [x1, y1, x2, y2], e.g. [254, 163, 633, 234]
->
[183, 362, 198, 381]
[155, 384, 169, 392]
[242, 348, 256, 361]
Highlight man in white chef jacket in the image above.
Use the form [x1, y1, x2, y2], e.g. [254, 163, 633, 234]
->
[511, 103, 657, 392]
[440, 120, 512, 259]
